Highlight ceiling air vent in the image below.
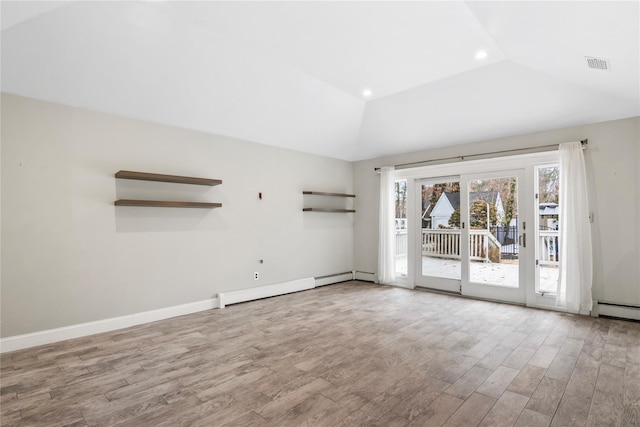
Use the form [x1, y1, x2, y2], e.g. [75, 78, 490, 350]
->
[585, 56, 610, 71]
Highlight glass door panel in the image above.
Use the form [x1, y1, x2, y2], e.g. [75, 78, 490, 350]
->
[537, 166, 560, 294]
[416, 178, 461, 293]
[394, 179, 408, 277]
[461, 170, 526, 304]
[467, 176, 519, 287]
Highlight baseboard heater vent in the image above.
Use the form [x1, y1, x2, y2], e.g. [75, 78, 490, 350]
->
[315, 271, 354, 287]
[218, 273, 355, 308]
[218, 278, 315, 308]
[354, 271, 376, 283]
[595, 301, 640, 321]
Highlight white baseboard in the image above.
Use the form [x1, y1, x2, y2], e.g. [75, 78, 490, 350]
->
[1, 273, 355, 353]
[595, 301, 640, 321]
[218, 277, 315, 308]
[354, 271, 376, 282]
[0, 298, 218, 354]
[315, 272, 354, 287]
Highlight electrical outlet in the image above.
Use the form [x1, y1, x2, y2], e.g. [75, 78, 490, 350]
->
[254, 272, 259, 280]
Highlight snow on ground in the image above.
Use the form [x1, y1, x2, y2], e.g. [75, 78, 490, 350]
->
[396, 256, 558, 292]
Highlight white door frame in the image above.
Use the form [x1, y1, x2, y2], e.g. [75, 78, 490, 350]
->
[395, 150, 559, 308]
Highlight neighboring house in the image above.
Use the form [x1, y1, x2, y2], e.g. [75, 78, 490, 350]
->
[539, 202, 559, 229]
[421, 198, 435, 229]
[428, 191, 505, 228]
[430, 191, 460, 228]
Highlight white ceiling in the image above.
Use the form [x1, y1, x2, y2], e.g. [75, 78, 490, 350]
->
[2, 1, 638, 161]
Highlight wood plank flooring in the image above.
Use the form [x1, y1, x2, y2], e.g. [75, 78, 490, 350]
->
[1, 281, 639, 426]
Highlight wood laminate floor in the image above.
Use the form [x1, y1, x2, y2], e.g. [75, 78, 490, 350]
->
[1, 281, 639, 426]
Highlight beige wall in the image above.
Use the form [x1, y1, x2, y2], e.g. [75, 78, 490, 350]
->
[2, 93, 638, 338]
[354, 116, 640, 307]
[1, 94, 354, 337]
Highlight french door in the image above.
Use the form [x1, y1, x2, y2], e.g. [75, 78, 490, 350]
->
[415, 177, 462, 293]
[415, 169, 527, 304]
[460, 170, 526, 304]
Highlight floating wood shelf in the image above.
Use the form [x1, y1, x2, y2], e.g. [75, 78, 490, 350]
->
[115, 200, 222, 208]
[115, 170, 222, 186]
[115, 170, 222, 209]
[302, 208, 355, 213]
[303, 191, 355, 198]
[303, 190, 356, 212]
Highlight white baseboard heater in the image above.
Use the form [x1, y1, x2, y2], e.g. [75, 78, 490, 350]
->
[315, 271, 354, 287]
[594, 301, 640, 321]
[218, 272, 355, 308]
[354, 271, 376, 283]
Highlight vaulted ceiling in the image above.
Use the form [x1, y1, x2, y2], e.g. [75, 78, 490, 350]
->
[2, 1, 638, 161]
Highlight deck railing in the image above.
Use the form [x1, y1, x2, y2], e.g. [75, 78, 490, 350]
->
[539, 230, 559, 266]
[395, 228, 560, 265]
[421, 229, 500, 262]
[395, 229, 408, 257]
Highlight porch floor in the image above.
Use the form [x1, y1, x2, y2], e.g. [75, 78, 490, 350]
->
[395, 256, 559, 293]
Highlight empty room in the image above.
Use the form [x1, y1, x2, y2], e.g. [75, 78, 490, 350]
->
[1, 1, 639, 426]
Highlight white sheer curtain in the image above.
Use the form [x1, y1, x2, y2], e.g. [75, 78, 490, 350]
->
[558, 141, 593, 315]
[378, 166, 396, 284]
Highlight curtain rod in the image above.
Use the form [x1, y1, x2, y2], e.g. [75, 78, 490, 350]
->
[374, 139, 588, 172]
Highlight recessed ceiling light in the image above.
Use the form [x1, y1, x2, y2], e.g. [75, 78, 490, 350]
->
[475, 51, 488, 60]
[362, 89, 372, 97]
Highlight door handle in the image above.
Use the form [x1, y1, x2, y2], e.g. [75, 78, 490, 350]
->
[519, 233, 526, 247]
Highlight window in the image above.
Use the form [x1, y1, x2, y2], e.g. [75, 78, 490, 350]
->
[395, 179, 408, 276]
[537, 165, 560, 294]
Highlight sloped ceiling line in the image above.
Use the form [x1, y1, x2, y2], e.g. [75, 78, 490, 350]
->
[1, 1, 638, 161]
